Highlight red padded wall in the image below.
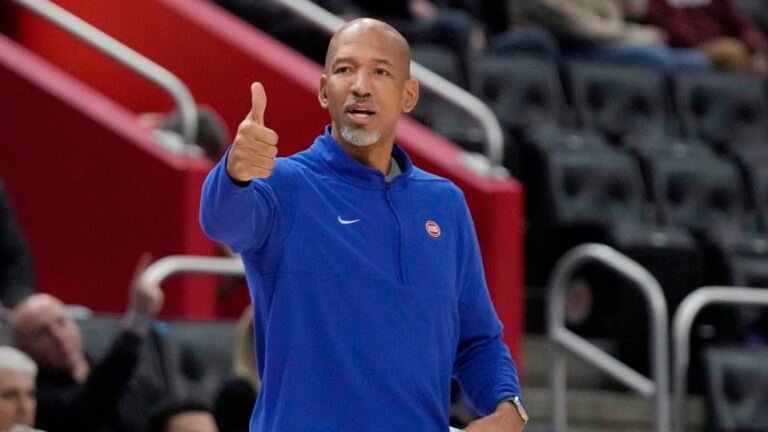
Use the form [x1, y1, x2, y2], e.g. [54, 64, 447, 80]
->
[0, 34, 219, 317]
[5, 0, 524, 358]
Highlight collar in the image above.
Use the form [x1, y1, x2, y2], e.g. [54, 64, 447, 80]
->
[312, 126, 413, 189]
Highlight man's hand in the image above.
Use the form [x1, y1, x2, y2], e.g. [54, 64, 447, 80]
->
[128, 253, 164, 318]
[227, 82, 279, 182]
[464, 401, 525, 432]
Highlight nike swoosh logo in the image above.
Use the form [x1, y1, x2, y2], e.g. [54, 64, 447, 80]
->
[337, 216, 360, 225]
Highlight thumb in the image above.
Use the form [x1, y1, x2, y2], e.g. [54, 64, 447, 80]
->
[250, 82, 267, 125]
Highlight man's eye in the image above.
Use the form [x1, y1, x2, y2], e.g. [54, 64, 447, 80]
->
[375, 68, 390, 76]
[335, 66, 351, 74]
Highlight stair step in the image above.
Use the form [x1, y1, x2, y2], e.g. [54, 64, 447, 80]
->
[523, 387, 705, 431]
[523, 335, 617, 388]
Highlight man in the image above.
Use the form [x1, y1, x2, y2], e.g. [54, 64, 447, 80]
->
[200, 18, 526, 431]
[0, 346, 38, 432]
[0, 180, 34, 309]
[512, 0, 711, 73]
[11, 256, 166, 432]
[149, 400, 219, 432]
[646, 0, 768, 76]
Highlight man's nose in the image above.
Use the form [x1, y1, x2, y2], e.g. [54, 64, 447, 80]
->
[351, 71, 372, 97]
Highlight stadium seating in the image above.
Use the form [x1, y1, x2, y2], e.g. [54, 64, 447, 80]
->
[704, 346, 768, 431]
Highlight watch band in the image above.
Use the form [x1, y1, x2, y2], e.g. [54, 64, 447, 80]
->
[502, 396, 529, 425]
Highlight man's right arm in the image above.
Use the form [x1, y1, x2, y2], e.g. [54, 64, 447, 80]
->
[199, 82, 280, 253]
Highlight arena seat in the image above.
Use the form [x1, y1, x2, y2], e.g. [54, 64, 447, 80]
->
[410, 44, 485, 153]
[567, 61, 673, 144]
[674, 72, 768, 153]
[472, 55, 564, 137]
[704, 346, 768, 431]
[164, 319, 238, 402]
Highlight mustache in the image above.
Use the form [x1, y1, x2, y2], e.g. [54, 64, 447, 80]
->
[344, 96, 378, 111]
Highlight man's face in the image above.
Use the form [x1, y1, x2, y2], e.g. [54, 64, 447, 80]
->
[0, 370, 36, 430]
[319, 22, 418, 148]
[166, 411, 218, 432]
[12, 295, 84, 374]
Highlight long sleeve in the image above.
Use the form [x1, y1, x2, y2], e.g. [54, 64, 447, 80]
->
[452, 192, 522, 415]
[199, 152, 281, 253]
[36, 331, 144, 431]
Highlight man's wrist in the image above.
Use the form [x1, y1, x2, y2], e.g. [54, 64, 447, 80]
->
[498, 396, 529, 425]
[122, 310, 154, 336]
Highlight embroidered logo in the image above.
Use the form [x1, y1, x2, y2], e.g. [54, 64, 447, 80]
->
[425, 220, 441, 238]
[337, 216, 360, 225]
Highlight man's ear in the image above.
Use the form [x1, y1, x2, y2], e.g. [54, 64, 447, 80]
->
[318, 74, 329, 109]
[401, 78, 419, 113]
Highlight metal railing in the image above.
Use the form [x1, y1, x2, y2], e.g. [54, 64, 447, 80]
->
[140, 255, 245, 287]
[13, 0, 199, 145]
[272, 0, 508, 176]
[548, 244, 670, 432]
[672, 286, 768, 432]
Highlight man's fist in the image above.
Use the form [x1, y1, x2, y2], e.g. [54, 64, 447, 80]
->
[227, 82, 279, 182]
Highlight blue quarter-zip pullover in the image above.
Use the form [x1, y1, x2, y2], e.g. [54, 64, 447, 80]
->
[200, 127, 522, 431]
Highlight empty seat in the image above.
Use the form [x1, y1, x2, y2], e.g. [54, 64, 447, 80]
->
[674, 72, 768, 153]
[567, 61, 672, 144]
[704, 346, 768, 431]
[410, 44, 484, 153]
[642, 136, 768, 297]
[165, 319, 237, 403]
[472, 55, 564, 136]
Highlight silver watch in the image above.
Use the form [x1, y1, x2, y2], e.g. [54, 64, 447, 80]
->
[504, 396, 529, 425]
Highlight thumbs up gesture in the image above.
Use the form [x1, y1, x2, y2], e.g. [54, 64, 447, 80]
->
[227, 82, 279, 181]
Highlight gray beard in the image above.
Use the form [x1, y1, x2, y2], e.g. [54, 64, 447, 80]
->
[340, 126, 381, 147]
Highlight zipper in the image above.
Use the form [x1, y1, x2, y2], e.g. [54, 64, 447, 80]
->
[385, 181, 406, 285]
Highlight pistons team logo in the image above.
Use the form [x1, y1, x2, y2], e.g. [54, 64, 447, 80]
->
[425, 220, 441, 238]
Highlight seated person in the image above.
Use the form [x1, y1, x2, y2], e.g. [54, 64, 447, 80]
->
[646, 0, 768, 75]
[0, 181, 34, 309]
[0, 346, 39, 432]
[514, 0, 711, 73]
[149, 400, 218, 432]
[11, 255, 167, 432]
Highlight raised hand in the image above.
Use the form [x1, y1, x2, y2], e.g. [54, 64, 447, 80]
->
[226, 82, 280, 181]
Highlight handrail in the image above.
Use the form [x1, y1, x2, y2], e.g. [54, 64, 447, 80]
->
[139, 255, 245, 287]
[272, 0, 508, 176]
[13, 0, 198, 145]
[671, 286, 768, 432]
[548, 243, 670, 432]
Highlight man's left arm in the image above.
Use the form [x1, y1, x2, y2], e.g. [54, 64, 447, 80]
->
[452, 192, 526, 431]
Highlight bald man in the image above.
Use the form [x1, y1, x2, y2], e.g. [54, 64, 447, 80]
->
[200, 19, 526, 431]
[11, 256, 166, 432]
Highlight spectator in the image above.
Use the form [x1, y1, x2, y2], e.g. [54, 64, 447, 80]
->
[513, 0, 711, 73]
[0, 181, 34, 309]
[149, 400, 218, 432]
[646, 0, 768, 75]
[0, 346, 39, 432]
[11, 255, 168, 432]
[213, 306, 258, 432]
[740, 0, 768, 38]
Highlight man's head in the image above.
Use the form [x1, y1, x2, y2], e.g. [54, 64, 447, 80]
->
[319, 18, 419, 149]
[149, 400, 218, 432]
[0, 346, 37, 430]
[11, 294, 85, 375]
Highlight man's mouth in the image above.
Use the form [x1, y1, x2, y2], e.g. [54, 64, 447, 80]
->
[346, 105, 377, 124]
